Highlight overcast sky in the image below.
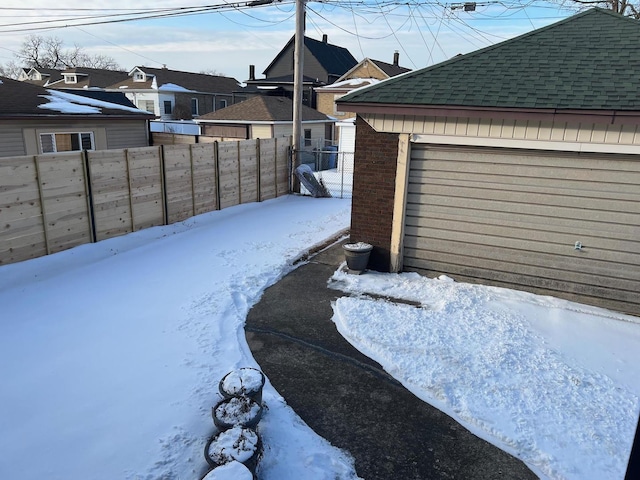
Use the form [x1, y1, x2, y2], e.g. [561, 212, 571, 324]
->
[0, 1, 578, 82]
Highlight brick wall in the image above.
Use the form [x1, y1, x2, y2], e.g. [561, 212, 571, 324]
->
[350, 115, 399, 272]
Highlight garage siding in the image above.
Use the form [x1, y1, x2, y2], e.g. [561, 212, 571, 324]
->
[404, 145, 640, 314]
[105, 121, 149, 150]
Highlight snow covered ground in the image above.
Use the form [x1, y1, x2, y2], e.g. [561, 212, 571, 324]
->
[330, 270, 640, 480]
[1, 195, 638, 480]
[0, 196, 357, 480]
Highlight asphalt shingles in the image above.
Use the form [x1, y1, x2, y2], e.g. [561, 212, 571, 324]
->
[340, 8, 640, 111]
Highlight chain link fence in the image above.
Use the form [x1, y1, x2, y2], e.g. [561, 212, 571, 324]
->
[299, 148, 354, 199]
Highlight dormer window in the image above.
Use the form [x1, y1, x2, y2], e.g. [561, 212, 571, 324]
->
[133, 72, 146, 82]
[64, 74, 77, 84]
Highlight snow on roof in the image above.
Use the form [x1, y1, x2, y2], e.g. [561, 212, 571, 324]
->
[158, 83, 193, 92]
[38, 89, 146, 114]
[329, 77, 381, 88]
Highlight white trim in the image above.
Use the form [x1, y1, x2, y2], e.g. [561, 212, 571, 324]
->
[411, 134, 640, 155]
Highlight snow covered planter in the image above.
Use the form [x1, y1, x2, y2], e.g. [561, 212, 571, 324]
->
[218, 367, 265, 404]
[204, 426, 261, 474]
[342, 242, 373, 273]
[200, 460, 253, 480]
[212, 396, 263, 430]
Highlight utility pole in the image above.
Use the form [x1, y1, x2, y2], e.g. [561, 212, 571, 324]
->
[292, 0, 306, 190]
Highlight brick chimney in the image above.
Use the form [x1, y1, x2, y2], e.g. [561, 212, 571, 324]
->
[249, 65, 255, 81]
[322, 34, 328, 44]
[393, 51, 399, 66]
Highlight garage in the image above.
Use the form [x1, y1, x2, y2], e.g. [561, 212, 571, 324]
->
[403, 144, 640, 313]
[337, 8, 640, 315]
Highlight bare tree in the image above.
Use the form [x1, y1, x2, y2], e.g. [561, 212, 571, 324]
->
[567, 0, 640, 17]
[0, 60, 23, 79]
[11, 35, 121, 71]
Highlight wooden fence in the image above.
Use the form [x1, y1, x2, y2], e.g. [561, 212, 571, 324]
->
[0, 137, 291, 265]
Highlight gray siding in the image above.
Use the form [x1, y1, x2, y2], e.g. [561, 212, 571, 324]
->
[106, 121, 149, 149]
[0, 125, 26, 157]
[404, 144, 640, 314]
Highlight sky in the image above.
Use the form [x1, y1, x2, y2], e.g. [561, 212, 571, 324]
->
[0, 1, 582, 83]
[0, 194, 638, 479]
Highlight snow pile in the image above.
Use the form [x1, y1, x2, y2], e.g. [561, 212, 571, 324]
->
[329, 269, 640, 480]
[0, 196, 356, 480]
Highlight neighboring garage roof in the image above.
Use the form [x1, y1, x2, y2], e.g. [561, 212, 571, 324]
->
[196, 96, 331, 122]
[339, 8, 640, 111]
[0, 76, 153, 118]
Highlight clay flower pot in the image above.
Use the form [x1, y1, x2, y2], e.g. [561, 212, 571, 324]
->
[342, 242, 373, 273]
[218, 367, 265, 404]
[204, 426, 262, 473]
[212, 396, 263, 430]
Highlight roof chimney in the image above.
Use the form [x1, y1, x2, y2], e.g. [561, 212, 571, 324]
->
[249, 64, 255, 81]
[322, 34, 328, 44]
[393, 51, 399, 66]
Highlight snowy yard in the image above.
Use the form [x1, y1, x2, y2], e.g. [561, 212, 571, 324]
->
[0, 196, 356, 480]
[330, 270, 640, 480]
[0, 195, 638, 480]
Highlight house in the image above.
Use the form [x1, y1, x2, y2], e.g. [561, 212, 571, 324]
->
[244, 35, 357, 108]
[107, 66, 246, 121]
[316, 52, 410, 120]
[0, 76, 153, 157]
[195, 95, 334, 148]
[18, 67, 63, 86]
[337, 8, 640, 315]
[315, 52, 411, 149]
[44, 67, 130, 90]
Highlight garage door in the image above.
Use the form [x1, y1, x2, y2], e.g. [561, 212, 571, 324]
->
[403, 144, 640, 314]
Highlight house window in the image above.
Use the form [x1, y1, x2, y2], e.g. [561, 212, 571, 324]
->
[39, 132, 94, 153]
[138, 100, 155, 114]
[304, 129, 312, 147]
[219, 99, 227, 109]
[133, 72, 145, 82]
[164, 101, 172, 115]
[64, 74, 77, 84]
[191, 98, 199, 116]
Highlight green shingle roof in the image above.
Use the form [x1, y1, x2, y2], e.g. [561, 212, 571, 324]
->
[340, 8, 640, 111]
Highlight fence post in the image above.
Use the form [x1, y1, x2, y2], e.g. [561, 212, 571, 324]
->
[160, 145, 168, 225]
[237, 140, 242, 205]
[256, 138, 261, 202]
[214, 141, 221, 210]
[82, 150, 97, 242]
[32, 155, 51, 254]
[189, 144, 196, 216]
[274, 137, 278, 197]
[124, 148, 136, 232]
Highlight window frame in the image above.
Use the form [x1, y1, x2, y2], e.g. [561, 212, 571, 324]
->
[39, 132, 95, 154]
